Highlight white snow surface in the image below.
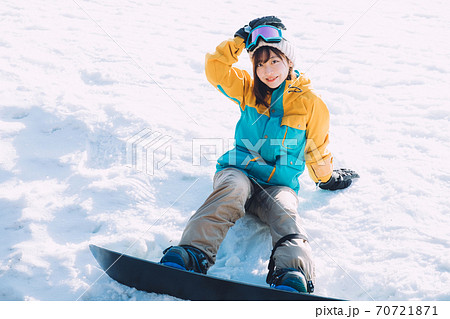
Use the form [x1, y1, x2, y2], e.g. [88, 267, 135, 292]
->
[1, 0, 449, 301]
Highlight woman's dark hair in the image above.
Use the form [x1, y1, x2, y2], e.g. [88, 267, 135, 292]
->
[252, 46, 294, 108]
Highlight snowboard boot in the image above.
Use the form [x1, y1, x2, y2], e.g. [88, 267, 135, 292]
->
[160, 245, 209, 274]
[268, 268, 313, 293]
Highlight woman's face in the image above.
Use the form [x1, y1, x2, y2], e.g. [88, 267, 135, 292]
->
[255, 51, 293, 89]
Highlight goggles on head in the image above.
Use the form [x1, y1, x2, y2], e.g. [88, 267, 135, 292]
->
[246, 25, 283, 52]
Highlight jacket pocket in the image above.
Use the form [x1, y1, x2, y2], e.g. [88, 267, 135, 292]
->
[281, 114, 307, 131]
[280, 115, 307, 154]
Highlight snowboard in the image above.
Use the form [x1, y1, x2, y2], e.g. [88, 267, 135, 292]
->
[89, 244, 343, 301]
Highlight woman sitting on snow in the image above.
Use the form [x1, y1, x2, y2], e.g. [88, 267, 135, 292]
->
[160, 16, 359, 293]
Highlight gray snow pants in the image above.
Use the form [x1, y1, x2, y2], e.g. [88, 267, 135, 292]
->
[179, 167, 315, 284]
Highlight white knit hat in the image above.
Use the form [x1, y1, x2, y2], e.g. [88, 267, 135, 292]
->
[248, 38, 296, 65]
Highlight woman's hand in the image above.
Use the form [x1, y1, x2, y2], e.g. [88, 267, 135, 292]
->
[234, 16, 286, 42]
[318, 169, 360, 191]
[249, 16, 286, 30]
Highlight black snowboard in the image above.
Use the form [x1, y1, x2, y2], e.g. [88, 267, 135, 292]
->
[89, 244, 343, 301]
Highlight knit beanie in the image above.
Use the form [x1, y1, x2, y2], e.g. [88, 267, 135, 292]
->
[248, 37, 296, 65]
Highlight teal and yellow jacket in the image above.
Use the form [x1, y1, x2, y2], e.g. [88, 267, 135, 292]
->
[205, 37, 333, 193]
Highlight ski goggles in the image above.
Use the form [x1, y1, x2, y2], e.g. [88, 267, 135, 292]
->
[246, 25, 283, 52]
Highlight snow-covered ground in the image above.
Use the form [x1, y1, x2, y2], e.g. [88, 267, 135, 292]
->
[1, 0, 449, 301]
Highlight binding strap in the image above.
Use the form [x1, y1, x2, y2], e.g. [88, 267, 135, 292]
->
[266, 233, 311, 291]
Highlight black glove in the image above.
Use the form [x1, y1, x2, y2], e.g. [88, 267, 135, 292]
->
[234, 16, 286, 43]
[234, 25, 251, 42]
[318, 168, 359, 191]
[249, 16, 286, 30]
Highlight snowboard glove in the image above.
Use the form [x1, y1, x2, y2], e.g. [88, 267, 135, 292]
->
[318, 168, 360, 191]
[234, 25, 252, 42]
[234, 16, 286, 43]
[249, 16, 286, 30]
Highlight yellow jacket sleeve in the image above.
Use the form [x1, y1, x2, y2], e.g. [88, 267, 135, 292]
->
[205, 37, 252, 109]
[304, 93, 334, 183]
